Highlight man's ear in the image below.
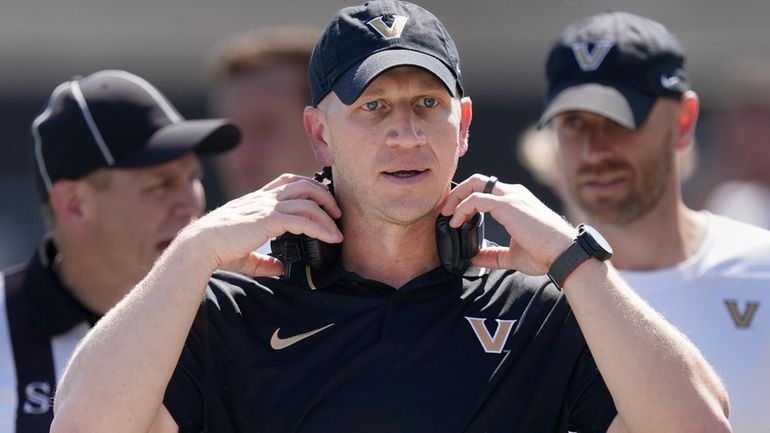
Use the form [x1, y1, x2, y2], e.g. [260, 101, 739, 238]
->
[458, 97, 473, 156]
[676, 91, 699, 151]
[48, 180, 88, 229]
[304, 106, 333, 166]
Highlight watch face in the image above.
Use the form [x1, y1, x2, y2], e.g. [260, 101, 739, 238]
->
[580, 224, 613, 260]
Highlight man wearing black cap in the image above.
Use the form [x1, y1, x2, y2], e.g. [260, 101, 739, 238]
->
[540, 11, 770, 432]
[52, 4, 728, 433]
[0, 70, 239, 433]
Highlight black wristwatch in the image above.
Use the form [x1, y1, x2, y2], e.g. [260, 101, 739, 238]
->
[548, 224, 613, 289]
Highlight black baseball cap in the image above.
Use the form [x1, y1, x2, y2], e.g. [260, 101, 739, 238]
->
[540, 11, 690, 129]
[31, 70, 241, 200]
[309, 0, 463, 107]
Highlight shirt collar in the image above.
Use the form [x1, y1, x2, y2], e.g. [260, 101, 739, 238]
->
[302, 260, 490, 293]
[24, 237, 100, 339]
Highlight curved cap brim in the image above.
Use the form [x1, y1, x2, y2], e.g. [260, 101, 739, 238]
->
[539, 83, 657, 130]
[332, 49, 458, 105]
[118, 119, 241, 168]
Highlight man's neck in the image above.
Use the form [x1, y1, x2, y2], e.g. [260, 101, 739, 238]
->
[53, 237, 134, 315]
[591, 203, 708, 271]
[340, 212, 441, 289]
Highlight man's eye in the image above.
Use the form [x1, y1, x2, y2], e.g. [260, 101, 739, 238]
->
[145, 179, 173, 192]
[420, 97, 438, 108]
[362, 101, 380, 111]
[564, 116, 584, 129]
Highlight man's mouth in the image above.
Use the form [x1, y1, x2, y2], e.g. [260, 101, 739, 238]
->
[583, 176, 626, 189]
[385, 170, 426, 178]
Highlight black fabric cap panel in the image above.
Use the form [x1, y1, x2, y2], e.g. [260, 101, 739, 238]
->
[332, 49, 457, 105]
[119, 120, 241, 168]
[541, 11, 688, 130]
[31, 70, 240, 200]
[309, 0, 462, 106]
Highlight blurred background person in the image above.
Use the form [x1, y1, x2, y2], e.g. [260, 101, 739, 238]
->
[207, 26, 321, 200]
[516, 124, 586, 223]
[12, 1, 765, 268]
[0, 70, 239, 433]
[699, 56, 770, 229]
[516, 122, 696, 224]
[540, 12, 770, 432]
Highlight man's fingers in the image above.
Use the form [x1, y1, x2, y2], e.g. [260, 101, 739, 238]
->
[224, 253, 285, 277]
[271, 198, 343, 243]
[199, 172, 346, 271]
[275, 199, 340, 230]
[447, 193, 498, 228]
[262, 173, 319, 191]
[249, 175, 340, 219]
[279, 213, 343, 244]
[441, 174, 500, 217]
[470, 246, 507, 269]
[277, 178, 341, 218]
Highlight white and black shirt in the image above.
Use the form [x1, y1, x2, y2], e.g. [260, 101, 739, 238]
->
[0, 240, 98, 433]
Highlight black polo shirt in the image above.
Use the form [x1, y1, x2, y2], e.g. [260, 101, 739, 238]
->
[0, 239, 100, 433]
[164, 264, 617, 433]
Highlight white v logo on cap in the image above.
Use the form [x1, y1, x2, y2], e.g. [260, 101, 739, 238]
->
[367, 15, 409, 39]
[571, 41, 614, 71]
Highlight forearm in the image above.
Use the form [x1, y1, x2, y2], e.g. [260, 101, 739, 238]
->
[50, 175, 341, 433]
[52, 233, 214, 433]
[563, 260, 730, 433]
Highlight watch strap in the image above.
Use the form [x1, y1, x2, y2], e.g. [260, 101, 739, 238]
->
[548, 240, 591, 289]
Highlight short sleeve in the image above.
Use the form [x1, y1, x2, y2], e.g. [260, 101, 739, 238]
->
[163, 303, 208, 433]
[567, 348, 618, 432]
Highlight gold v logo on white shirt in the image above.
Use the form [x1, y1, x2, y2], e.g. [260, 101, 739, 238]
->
[725, 300, 760, 329]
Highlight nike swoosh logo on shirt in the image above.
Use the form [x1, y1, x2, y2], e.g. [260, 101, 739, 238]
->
[270, 323, 335, 350]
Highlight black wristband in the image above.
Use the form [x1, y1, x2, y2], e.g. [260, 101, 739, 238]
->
[547, 225, 612, 289]
[548, 240, 591, 288]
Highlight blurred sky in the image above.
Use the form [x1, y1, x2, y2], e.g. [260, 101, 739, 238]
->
[1, 0, 769, 267]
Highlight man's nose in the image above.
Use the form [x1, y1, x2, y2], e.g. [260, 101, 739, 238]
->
[579, 128, 615, 163]
[170, 179, 205, 220]
[385, 107, 427, 148]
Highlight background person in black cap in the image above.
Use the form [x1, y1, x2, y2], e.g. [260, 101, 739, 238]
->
[52, 3, 727, 433]
[0, 69, 239, 433]
[540, 11, 770, 432]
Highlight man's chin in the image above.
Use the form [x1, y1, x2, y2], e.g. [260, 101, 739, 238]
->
[580, 202, 646, 226]
[377, 204, 438, 228]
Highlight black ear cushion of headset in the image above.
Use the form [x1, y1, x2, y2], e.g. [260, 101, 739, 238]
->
[436, 214, 463, 274]
[302, 237, 340, 271]
[460, 212, 484, 258]
[459, 222, 472, 258]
